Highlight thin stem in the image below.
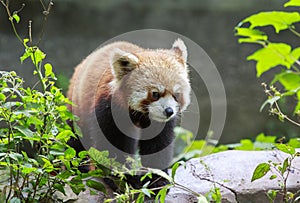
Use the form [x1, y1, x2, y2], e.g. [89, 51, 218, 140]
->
[289, 26, 300, 38]
[37, 0, 53, 46]
[174, 182, 201, 197]
[32, 51, 47, 92]
[274, 101, 300, 127]
[0, 0, 23, 44]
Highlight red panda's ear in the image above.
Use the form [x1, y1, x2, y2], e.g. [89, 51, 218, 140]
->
[172, 38, 188, 65]
[110, 48, 139, 81]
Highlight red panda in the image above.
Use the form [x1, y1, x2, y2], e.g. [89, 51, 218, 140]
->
[67, 39, 191, 189]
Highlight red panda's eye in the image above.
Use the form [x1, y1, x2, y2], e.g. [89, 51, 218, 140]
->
[152, 92, 160, 100]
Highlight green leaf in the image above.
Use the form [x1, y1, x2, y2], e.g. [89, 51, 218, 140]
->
[64, 147, 76, 160]
[45, 63, 53, 77]
[242, 11, 300, 33]
[86, 179, 106, 193]
[13, 126, 35, 138]
[281, 158, 289, 175]
[251, 163, 271, 182]
[0, 93, 6, 102]
[235, 139, 254, 150]
[272, 72, 300, 91]
[57, 170, 72, 180]
[31, 47, 46, 66]
[155, 186, 168, 203]
[53, 183, 66, 195]
[269, 174, 277, 180]
[56, 130, 74, 142]
[255, 133, 276, 143]
[275, 143, 295, 155]
[284, 0, 300, 7]
[70, 176, 85, 195]
[21, 164, 36, 174]
[9, 153, 23, 162]
[171, 161, 185, 179]
[12, 14, 20, 23]
[235, 27, 268, 43]
[23, 38, 29, 47]
[288, 138, 300, 148]
[247, 43, 293, 77]
[267, 190, 279, 202]
[87, 148, 121, 170]
[291, 47, 300, 62]
[20, 49, 31, 63]
[136, 192, 145, 203]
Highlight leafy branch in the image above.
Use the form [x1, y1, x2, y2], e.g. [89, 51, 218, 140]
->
[235, 0, 300, 126]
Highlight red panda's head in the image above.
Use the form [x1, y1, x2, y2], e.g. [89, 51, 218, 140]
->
[109, 39, 190, 122]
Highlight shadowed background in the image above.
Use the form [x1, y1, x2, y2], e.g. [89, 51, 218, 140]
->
[0, 0, 298, 144]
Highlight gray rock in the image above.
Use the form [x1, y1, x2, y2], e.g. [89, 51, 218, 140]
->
[167, 150, 300, 203]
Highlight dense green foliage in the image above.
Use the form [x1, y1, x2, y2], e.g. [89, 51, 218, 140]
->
[0, 1, 91, 202]
[235, 0, 300, 126]
[235, 0, 300, 202]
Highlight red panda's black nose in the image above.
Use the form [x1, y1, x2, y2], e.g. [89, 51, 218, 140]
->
[164, 107, 174, 118]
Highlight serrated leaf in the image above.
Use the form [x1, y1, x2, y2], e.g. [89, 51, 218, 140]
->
[247, 43, 293, 77]
[242, 11, 300, 33]
[251, 163, 270, 182]
[284, 0, 300, 7]
[235, 27, 268, 43]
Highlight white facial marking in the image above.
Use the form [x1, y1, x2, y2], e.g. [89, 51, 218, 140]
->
[173, 84, 181, 93]
[129, 90, 148, 111]
[149, 95, 179, 122]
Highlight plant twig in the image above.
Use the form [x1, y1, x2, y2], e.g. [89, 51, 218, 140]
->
[0, 0, 23, 44]
[289, 26, 300, 38]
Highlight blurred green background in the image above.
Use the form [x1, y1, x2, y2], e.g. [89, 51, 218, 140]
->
[0, 0, 298, 144]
